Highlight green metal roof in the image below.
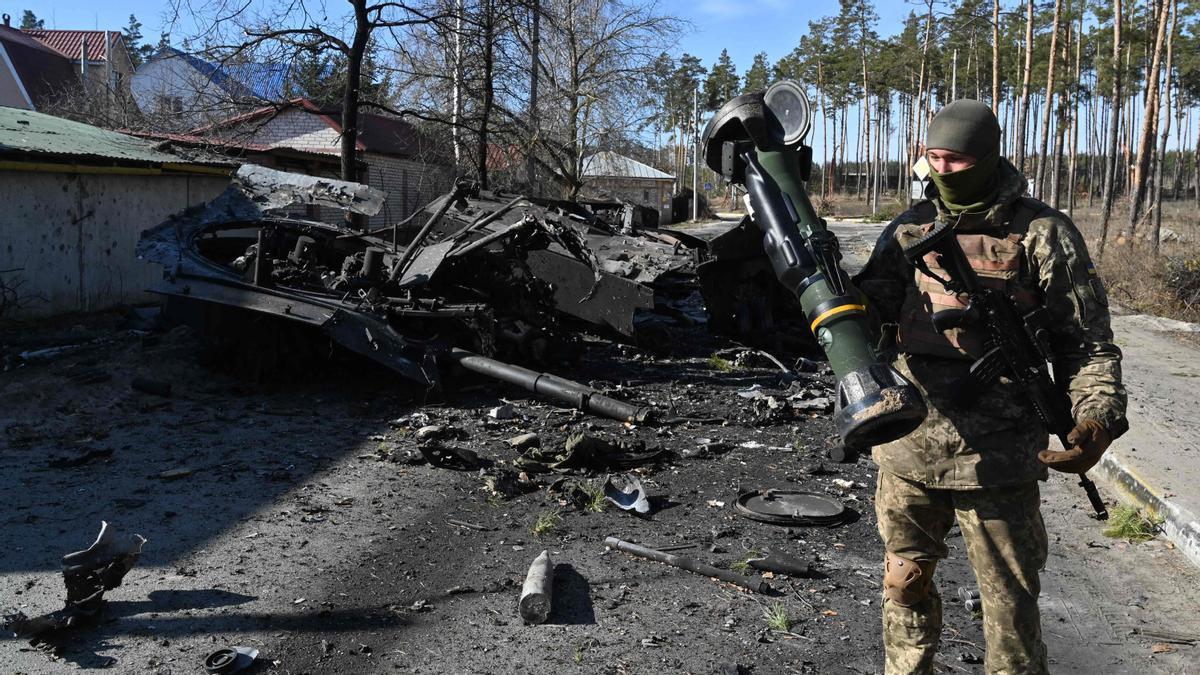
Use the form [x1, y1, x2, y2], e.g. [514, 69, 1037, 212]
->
[582, 151, 674, 180]
[0, 106, 229, 168]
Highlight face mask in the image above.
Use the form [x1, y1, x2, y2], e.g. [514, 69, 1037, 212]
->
[928, 147, 1001, 215]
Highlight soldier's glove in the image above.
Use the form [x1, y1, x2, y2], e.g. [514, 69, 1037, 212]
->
[1038, 419, 1112, 474]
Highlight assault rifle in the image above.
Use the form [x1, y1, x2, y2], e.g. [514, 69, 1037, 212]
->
[900, 216, 1109, 520]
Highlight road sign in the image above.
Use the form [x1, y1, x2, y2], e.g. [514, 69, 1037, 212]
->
[912, 155, 931, 180]
[703, 182, 713, 191]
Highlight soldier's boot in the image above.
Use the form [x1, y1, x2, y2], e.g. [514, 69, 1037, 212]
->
[881, 552, 941, 675]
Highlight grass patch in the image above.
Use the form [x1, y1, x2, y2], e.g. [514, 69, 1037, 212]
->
[531, 509, 562, 538]
[730, 549, 761, 575]
[762, 602, 791, 632]
[1102, 504, 1163, 543]
[707, 354, 735, 372]
[581, 481, 607, 513]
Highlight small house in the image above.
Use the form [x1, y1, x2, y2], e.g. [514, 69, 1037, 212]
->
[581, 151, 674, 225]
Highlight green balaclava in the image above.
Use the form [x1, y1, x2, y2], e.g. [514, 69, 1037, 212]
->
[925, 99, 1003, 215]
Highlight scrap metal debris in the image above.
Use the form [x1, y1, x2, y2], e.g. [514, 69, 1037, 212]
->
[603, 473, 652, 514]
[518, 550, 554, 624]
[137, 166, 668, 422]
[203, 646, 259, 675]
[604, 537, 769, 594]
[4, 521, 146, 643]
[733, 489, 846, 526]
[744, 551, 814, 577]
[517, 432, 666, 472]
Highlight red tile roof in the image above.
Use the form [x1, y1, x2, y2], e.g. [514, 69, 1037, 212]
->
[23, 30, 122, 61]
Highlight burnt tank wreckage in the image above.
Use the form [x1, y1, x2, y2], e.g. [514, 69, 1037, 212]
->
[136, 165, 808, 422]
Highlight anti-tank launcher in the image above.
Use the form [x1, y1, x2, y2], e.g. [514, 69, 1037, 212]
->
[702, 80, 927, 447]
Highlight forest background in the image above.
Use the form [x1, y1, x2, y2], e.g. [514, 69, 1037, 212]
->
[22, 0, 1200, 322]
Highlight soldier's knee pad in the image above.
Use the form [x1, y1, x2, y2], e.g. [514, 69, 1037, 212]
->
[883, 551, 937, 607]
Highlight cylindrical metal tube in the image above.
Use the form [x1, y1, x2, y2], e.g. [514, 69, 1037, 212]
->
[604, 537, 768, 594]
[362, 247, 384, 279]
[447, 349, 653, 423]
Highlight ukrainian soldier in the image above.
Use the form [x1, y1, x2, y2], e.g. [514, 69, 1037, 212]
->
[854, 99, 1128, 674]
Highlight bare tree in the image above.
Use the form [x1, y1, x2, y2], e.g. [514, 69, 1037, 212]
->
[992, 0, 1000, 112]
[1097, 0, 1122, 258]
[1125, 0, 1170, 241]
[174, 0, 449, 182]
[1013, 0, 1034, 174]
[1151, 0, 1178, 253]
[1034, 0, 1063, 200]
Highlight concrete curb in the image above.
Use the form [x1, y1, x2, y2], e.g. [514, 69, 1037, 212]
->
[1095, 452, 1200, 570]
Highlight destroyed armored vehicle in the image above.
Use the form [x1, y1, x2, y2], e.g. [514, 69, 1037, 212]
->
[137, 166, 810, 419]
[404, 188, 710, 341]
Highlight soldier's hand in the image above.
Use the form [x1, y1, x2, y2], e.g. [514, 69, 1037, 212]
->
[1038, 419, 1112, 474]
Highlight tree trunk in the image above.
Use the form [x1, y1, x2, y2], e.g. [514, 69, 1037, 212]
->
[861, 44, 871, 205]
[1052, 107, 1066, 208]
[1068, 12, 1082, 217]
[1171, 102, 1186, 199]
[1125, 0, 1169, 240]
[991, 0, 1000, 111]
[1097, 0, 1122, 258]
[525, 0, 539, 191]
[1151, 0, 1177, 254]
[1034, 0, 1062, 200]
[1014, 0, 1034, 174]
[340, 0, 370, 187]
[818, 60, 829, 199]
[452, 0, 464, 173]
[476, 0, 495, 190]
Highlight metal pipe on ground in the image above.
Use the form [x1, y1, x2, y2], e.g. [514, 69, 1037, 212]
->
[604, 537, 769, 594]
[447, 349, 653, 423]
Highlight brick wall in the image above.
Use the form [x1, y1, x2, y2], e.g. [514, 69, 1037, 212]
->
[254, 109, 343, 153]
[216, 109, 453, 228]
[362, 152, 454, 229]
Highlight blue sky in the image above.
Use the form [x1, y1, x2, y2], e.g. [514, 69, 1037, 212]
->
[17, 0, 922, 160]
[23, 0, 917, 74]
[662, 0, 916, 75]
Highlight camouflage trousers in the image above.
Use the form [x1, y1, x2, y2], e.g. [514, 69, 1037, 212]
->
[875, 470, 1049, 675]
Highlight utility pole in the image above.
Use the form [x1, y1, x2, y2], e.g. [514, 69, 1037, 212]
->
[872, 115, 881, 215]
[525, 0, 539, 192]
[451, 0, 464, 173]
[951, 48, 958, 100]
[692, 85, 699, 221]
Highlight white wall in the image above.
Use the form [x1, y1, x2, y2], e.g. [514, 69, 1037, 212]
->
[0, 170, 229, 319]
[131, 54, 247, 129]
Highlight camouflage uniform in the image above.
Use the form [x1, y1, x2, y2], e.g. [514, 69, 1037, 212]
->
[854, 158, 1127, 674]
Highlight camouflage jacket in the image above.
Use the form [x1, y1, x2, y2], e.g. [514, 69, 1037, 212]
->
[854, 159, 1128, 488]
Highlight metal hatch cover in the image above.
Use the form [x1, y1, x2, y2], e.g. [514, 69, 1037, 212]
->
[734, 489, 846, 526]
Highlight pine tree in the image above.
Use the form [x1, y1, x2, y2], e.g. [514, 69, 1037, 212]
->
[743, 52, 770, 93]
[19, 10, 44, 30]
[703, 49, 738, 111]
[123, 15, 147, 68]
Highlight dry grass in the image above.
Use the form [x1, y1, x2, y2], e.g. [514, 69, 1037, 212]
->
[1073, 201, 1200, 324]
